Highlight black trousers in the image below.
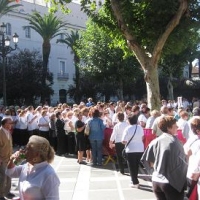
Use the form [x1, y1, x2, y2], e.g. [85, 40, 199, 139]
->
[127, 152, 143, 184]
[115, 142, 125, 174]
[28, 129, 39, 137]
[68, 132, 76, 154]
[39, 131, 49, 142]
[12, 128, 20, 145]
[57, 135, 67, 155]
[20, 129, 28, 146]
[152, 181, 185, 200]
[49, 136, 57, 152]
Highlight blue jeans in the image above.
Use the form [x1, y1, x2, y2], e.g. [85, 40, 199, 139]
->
[90, 140, 103, 165]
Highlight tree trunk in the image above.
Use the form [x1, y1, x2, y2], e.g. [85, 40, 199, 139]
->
[167, 80, 174, 100]
[167, 74, 174, 100]
[145, 66, 160, 110]
[118, 77, 123, 100]
[74, 54, 80, 103]
[41, 41, 51, 104]
[189, 61, 192, 79]
[110, 0, 188, 110]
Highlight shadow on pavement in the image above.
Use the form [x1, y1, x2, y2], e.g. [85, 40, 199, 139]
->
[139, 184, 153, 192]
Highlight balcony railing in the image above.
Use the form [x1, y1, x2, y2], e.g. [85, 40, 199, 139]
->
[57, 73, 69, 81]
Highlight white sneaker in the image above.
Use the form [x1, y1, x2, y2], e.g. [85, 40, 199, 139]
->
[130, 183, 139, 189]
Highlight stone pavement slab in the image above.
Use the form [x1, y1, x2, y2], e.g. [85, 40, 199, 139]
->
[11, 155, 156, 200]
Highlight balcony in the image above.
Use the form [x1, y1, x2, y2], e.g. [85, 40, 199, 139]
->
[57, 73, 69, 81]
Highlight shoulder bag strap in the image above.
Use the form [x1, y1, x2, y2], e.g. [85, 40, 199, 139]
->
[43, 116, 48, 123]
[125, 125, 138, 148]
[189, 137, 200, 148]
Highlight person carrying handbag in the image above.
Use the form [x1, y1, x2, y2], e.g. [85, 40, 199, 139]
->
[122, 114, 144, 188]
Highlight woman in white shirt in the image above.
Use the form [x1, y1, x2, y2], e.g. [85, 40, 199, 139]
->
[65, 111, 76, 155]
[18, 110, 28, 146]
[6, 135, 60, 200]
[38, 110, 50, 142]
[27, 106, 39, 137]
[122, 114, 144, 188]
[103, 109, 113, 128]
[112, 106, 123, 126]
[110, 112, 129, 174]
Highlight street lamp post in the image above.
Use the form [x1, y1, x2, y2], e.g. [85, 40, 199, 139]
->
[0, 23, 19, 106]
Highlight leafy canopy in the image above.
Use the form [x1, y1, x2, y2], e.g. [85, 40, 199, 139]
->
[0, 49, 53, 105]
[76, 19, 143, 98]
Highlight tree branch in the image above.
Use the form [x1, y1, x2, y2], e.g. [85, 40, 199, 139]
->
[152, 0, 188, 66]
[110, 0, 149, 69]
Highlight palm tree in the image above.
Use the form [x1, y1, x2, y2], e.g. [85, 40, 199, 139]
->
[0, 0, 21, 18]
[57, 30, 81, 103]
[25, 11, 67, 103]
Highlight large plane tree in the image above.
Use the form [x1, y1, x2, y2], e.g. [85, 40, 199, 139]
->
[48, 0, 200, 109]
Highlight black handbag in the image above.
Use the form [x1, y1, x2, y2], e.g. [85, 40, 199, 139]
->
[122, 125, 137, 161]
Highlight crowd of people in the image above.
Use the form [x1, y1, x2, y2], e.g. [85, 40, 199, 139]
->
[0, 96, 200, 199]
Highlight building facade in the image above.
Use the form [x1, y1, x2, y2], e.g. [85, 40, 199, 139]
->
[1, 0, 88, 105]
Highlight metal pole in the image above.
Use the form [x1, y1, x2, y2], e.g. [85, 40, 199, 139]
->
[0, 24, 18, 106]
[1, 33, 6, 106]
[2, 54, 6, 106]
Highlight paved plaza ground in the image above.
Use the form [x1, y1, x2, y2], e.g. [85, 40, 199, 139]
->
[10, 154, 156, 200]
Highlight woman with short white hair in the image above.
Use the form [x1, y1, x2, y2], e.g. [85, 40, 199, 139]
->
[6, 135, 60, 200]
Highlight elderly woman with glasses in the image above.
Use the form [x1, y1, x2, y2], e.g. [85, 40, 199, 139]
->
[6, 135, 60, 200]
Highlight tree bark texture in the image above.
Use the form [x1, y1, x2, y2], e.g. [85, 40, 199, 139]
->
[167, 73, 174, 100]
[41, 41, 51, 103]
[167, 79, 174, 101]
[144, 67, 160, 110]
[110, 0, 188, 109]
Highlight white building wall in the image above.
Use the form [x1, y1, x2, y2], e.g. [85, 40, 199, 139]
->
[0, 0, 88, 105]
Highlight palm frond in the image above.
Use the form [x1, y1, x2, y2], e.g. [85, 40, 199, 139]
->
[25, 11, 68, 40]
[0, 0, 21, 18]
[57, 30, 80, 49]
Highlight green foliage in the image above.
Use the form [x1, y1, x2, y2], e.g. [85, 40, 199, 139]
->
[24, 11, 67, 102]
[46, 0, 200, 68]
[67, 70, 100, 101]
[79, 0, 200, 58]
[160, 28, 200, 77]
[57, 30, 80, 52]
[0, 49, 53, 105]
[57, 30, 81, 102]
[47, 0, 200, 107]
[75, 19, 143, 99]
[0, 0, 21, 18]
[46, 0, 72, 13]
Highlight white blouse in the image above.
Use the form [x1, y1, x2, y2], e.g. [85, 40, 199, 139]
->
[122, 124, 144, 153]
[38, 116, 50, 131]
[6, 161, 60, 200]
[110, 121, 129, 143]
